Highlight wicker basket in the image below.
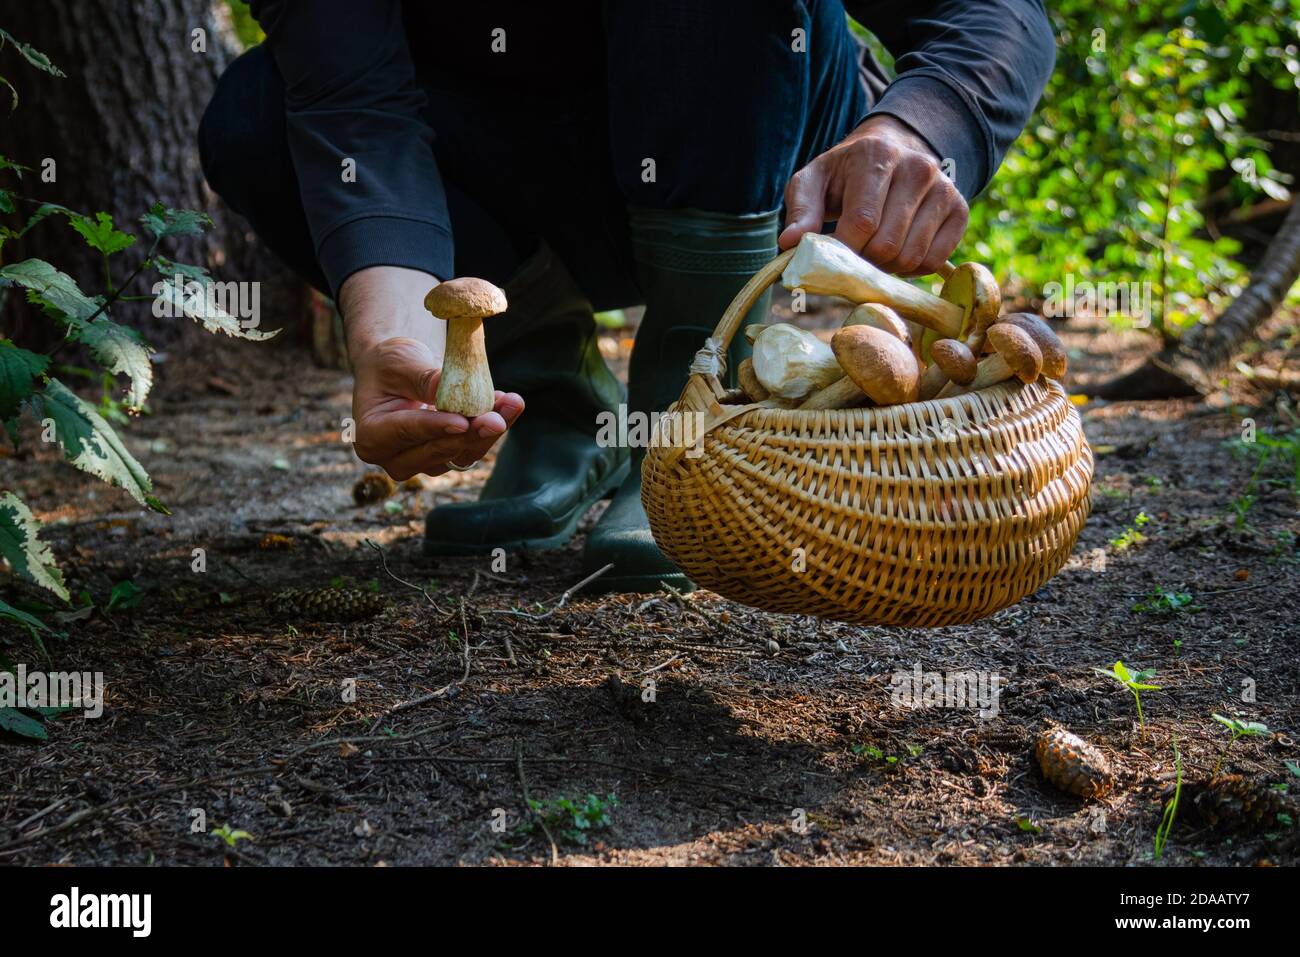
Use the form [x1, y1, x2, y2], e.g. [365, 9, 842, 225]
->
[641, 249, 1094, 627]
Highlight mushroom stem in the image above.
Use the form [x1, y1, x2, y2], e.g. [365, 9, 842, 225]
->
[782, 233, 965, 338]
[798, 375, 867, 410]
[437, 315, 494, 416]
[424, 277, 508, 418]
[918, 363, 950, 401]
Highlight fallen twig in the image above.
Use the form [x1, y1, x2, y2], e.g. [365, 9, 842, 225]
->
[486, 563, 614, 620]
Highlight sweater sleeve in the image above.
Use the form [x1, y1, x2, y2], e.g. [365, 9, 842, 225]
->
[846, 0, 1056, 198]
[249, 0, 454, 295]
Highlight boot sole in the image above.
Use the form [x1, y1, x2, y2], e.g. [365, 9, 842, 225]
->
[422, 458, 631, 557]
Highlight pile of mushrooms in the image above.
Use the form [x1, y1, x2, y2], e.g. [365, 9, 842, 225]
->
[736, 233, 1067, 410]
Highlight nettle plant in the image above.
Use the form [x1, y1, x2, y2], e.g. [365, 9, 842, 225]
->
[0, 31, 273, 659]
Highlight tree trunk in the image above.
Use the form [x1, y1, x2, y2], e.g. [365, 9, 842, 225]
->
[1092, 197, 1300, 400]
[1, 0, 306, 348]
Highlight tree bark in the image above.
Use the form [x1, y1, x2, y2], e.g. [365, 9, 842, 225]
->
[1, 0, 305, 348]
[1092, 197, 1300, 400]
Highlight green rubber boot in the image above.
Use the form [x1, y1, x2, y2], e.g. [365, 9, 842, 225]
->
[581, 207, 779, 594]
[424, 246, 629, 555]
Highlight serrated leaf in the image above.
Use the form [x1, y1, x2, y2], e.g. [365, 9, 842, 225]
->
[69, 211, 136, 256]
[72, 320, 152, 410]
[0, 28, 65, 78]
[19, 202, 76, 237]
[155, 278, 277, 341]
[0, 339, 48, 419]
[140, 203, 210, 239]
[0, 189, 12, 215]
[0, 707, 48, 740]
[28, 378, 163, 513]
[0, 258, 99, 321]
[152, 254, 210, 283]
[0, 491, 68, 601]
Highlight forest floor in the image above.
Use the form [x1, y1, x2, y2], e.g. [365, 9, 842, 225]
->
[1, 293, 1298, 867]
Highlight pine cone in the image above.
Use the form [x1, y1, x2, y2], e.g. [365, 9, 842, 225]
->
[269, 587, 386, 622]
[1035, 727, 1115, 799]
[1185, 775, 1291, 834]
[352, 471, 396, 505]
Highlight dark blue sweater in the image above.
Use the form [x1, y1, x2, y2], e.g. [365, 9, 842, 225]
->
[248, 1, 1056, 296]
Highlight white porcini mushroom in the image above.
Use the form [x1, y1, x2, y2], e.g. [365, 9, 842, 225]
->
[424, 277, 508, 417]
[751, 323, 842, 400]
[781, 233, 965, 338]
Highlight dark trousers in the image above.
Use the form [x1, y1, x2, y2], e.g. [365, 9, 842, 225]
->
[198, 1, 869, 308]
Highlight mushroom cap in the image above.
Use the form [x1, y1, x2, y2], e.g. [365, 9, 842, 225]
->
[830, 325, 920, 406]
[1002, 313, 1067, 380]
[940, 262, 1001, 338]
[986, 323, 1042, 383]
[843, 303, 912, 347]
[930, 338, 977, 386]
[423, 277, 508, 321]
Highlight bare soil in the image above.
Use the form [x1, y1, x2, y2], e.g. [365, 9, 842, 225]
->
[1, 295, 1298, 866]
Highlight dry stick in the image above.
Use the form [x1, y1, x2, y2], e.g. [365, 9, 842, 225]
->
[515, 742, 559, 867]
[364, 539, 452, 616]
[486, 563, 614, 620]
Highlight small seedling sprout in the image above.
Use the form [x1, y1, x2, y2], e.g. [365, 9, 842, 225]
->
[1154, 737, 1182, 861]
[1210, 714, 1270, 779]
[1094, 661, 1161, 734]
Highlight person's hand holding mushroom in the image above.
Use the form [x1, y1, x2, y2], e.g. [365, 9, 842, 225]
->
[340, 266, 525, 480]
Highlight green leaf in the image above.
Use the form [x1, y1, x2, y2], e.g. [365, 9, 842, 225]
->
[152, 254, 210, 283]
[69, 212, 136, 256]
[28, 378, 163, 513]
[0, 28, 65, 77]
[0, 339, 48, 420]
[0, 596, 55, 641]
[0, 491, 69, 601]
[106, 580, 144, 613]
[0, 707, 48, 740]
[71, 320, 153, 410]
[0, 258, 99, 321]
[19, 202, 76, 237]
[154, 277, 278, 341]
[140, 203, 210, 240]
[0, 188, 12, 215]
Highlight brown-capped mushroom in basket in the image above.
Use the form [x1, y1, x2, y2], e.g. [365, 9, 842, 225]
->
[918, 339, 977, 400]
[424, 277, 508, 417]
[941, 323, 1042, 396]
[842, 302, 912, 347]
[1001, 312, 1067, 380]
[940, 262, 1001, 348]
[828, 324, 921, 407]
